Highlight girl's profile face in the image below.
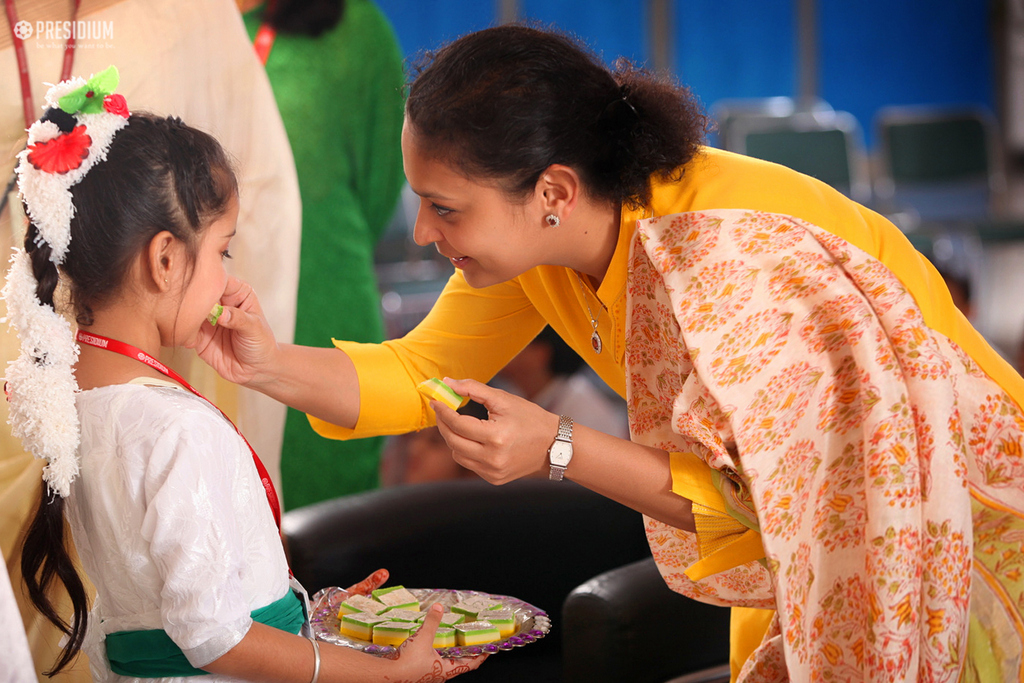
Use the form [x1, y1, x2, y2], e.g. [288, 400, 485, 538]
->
[402, 121, 548, 288]
[174, 195, 239, 347]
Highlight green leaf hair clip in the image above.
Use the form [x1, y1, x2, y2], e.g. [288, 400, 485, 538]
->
[58, 65, 120, 115]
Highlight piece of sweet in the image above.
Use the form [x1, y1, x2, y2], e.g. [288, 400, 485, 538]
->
[339, 611, 388, 641]
[433, 626, 456, 649]
[438, 611, 465, 627]
[372, 585, 421, 611]
[416, 378, 465, 411]
[450, 596, 505, 621]
[384, 609, 425, 623]
[207, 304, 224, 326]
[372, 621, 417, 647]
[338, 593, 389, 617]
[455, 620, 501, 646]
[477, 609, 516, 638]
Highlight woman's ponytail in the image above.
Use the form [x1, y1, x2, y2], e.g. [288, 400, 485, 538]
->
[610, 60, 709, 208]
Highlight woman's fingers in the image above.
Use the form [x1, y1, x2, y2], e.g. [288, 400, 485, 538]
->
[188, 278, 281, 387]
[220, 276, 262, 313]
[429, 381, 558, 483]
[432, 401, 490, 445]
[442, 377, 504, 411]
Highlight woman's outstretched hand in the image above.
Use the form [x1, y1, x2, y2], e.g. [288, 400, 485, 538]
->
[431, 378, 558, 484]
[190, 276, 278, 386]
[389, 603, 487, 681]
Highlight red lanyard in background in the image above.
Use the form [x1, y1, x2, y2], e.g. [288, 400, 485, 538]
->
[4, 0, 81, 129]
[75, 330, 283, 531]
[251, 0, 277, 66]
[253, 23, 276, 66]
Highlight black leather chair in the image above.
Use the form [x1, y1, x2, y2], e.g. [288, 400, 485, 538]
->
[282, 478, 653, 682]
[562, 558, 731, 683]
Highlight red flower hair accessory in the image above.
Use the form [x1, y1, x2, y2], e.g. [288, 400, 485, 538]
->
[27, 125, 92, 174]
[103, 94, 129, 118]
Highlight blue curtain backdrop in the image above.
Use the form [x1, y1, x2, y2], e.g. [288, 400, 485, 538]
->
[375, 0, 994, 149]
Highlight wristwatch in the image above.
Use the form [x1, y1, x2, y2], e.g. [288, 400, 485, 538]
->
[548, 415, 574, 481]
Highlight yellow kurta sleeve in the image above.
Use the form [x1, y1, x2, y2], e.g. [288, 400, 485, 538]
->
[308, 272, 546, 440]
[669, 452, 766, 581]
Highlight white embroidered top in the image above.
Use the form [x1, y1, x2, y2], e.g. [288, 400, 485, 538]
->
[67, 380, 289, 681]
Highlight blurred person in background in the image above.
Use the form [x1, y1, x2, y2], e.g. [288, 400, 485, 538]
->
[380, 401, 487, 485]
[0, 542, 34, 682]
[239, 0, 406, 509]
[495, 326, 629, 440]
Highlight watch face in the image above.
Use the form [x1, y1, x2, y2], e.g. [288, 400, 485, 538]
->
[549, 440, 573, 467]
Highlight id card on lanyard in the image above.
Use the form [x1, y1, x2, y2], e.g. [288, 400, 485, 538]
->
[290, 574, 313, 636]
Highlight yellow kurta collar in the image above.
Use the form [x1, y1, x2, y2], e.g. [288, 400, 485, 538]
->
[596, 203, 642, 309]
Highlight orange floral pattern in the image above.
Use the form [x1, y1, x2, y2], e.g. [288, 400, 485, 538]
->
[761, 444, 821, 541]
[798, 294, 874, 354]
[627, 209, 1024, 681]
[969, 392, 1024, 488]
[678, 260, 758, 333]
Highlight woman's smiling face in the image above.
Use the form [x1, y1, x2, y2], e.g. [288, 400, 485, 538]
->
[402, 120, 548, 289]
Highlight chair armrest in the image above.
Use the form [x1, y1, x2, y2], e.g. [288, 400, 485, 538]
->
[562, 558, 730, 683]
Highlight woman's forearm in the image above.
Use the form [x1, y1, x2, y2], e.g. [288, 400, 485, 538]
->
[247, 343, 361, 429]
[565, 423, 696, 533]
[432, 379, 696, 533]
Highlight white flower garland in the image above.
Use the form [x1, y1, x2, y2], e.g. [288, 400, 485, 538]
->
[1, 69, 129, 498]
[2, 250, 80, 497]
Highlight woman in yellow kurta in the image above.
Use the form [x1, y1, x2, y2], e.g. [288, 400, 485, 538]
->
[194, 25, 1024, 681]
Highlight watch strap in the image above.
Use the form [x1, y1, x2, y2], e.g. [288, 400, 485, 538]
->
[556, 414, 573, 441]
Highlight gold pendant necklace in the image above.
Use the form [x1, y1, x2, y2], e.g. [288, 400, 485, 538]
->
[573, 271, 604, 354]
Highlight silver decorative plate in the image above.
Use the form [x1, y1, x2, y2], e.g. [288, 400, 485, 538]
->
[309, 586, 551, 659]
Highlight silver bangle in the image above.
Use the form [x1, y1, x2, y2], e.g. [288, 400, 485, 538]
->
[308, 636, 321, 683]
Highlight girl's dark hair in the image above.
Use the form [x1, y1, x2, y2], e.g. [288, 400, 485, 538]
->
[405, 24, 709, 210]
[21, 112, 236, 675]
[264, 0, 346, 37]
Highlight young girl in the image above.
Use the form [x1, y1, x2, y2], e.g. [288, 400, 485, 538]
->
[3, 68, 481, 682]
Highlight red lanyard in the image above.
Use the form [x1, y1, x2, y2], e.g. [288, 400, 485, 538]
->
[253, 23, 276, 66]
[4, 0, 80, 129]
[75, 330, 283, 531]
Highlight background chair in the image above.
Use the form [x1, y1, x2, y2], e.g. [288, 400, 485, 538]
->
[282, 478, 653, 682]
[562, 558, 731, 683]
[874, 106, 1004, 229]
[727, 109, 872, 205]
[709, 96, 833, 152]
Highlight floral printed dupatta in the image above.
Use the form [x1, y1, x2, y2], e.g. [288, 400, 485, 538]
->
[625, 209, 1024, 681]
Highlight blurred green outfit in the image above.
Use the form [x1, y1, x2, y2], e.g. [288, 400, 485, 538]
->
[244, 0, 406, 509]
